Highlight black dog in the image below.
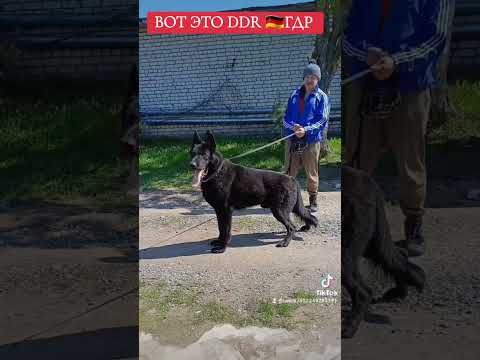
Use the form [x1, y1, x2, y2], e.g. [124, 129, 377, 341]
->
[190, 131, 318, 253]
[342, 165, 425, 338]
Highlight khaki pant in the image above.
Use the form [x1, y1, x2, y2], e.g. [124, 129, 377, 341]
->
[344, 79, 430, 219]
[285, 141, 321, 195]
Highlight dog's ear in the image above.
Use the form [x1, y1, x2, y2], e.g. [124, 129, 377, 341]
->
[192, 130, 202, 145]
[205, 130, 216, 152]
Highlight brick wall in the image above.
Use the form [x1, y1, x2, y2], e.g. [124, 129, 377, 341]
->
[450, 40, 480, 67]
[0, 0, 137, 84]
[142, 122, 276, 140]
[139, 24, 341, 139]
[140, 31, 318, 113]
[449, 0, 480, 80]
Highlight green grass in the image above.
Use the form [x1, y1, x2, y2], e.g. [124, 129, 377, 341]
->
[254, 301, 297, 327]
[429, 81, 480, 143]
[139, 281, 170, 318]
[193, 302, 240, 324]
[139, 282, 241, 333]
[322, 137, 341, 165]
[140, 282, 197, 321]
[139, 283, 314, 334]
[294, 291, 317, 300]
[140, 137, 341, 191]
[256, 302, 275, 324]
[0, 95, 130, 206]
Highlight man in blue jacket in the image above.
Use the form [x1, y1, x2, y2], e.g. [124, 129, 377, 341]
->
[284, 59, 330, 212]
[343, 0, 450, 256]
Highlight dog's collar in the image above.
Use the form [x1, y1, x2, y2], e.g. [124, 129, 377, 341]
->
[201, 160, 225, 183]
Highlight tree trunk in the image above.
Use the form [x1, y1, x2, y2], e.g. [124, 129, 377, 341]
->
[429, 0, 457, 131]
[312, 0, 343, 93]
[311, 0, 349, 142]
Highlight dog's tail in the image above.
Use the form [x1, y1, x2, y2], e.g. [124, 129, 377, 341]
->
[370, 186, 426, 292]
[292, 180, 318, 230]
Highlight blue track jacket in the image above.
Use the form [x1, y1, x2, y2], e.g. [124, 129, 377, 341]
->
[283, 85, 330, 144]
[344, 0, 451, 92]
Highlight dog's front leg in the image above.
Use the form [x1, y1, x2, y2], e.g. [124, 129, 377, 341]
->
[212, 207, 232, 254]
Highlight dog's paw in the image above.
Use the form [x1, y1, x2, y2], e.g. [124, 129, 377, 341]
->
[341, 325, 357, 339]
[210, 239, 223, 247]
[211, 246, 226, 254]
[374, 286, 408, 303]
[299, 224, 311, 232]
[276, 239, 290, 247]
[341, 316, 361, 339]
[364, 312, 391, 325]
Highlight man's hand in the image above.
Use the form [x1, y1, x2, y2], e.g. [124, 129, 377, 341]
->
[294, 124, 306, 138]
[371, 56, 395, 80]
[366, 47, 384, 67]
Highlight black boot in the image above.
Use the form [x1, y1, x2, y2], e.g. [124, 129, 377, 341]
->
[308, 193, 318, 212]
[404, 216, 425, 257]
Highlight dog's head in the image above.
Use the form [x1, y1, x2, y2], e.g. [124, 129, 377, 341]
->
[190, 130, 217, 189]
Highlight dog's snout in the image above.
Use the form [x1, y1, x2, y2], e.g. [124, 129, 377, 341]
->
[190, 161, 197, 169]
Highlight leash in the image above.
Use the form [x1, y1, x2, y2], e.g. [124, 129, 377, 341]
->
[14, 215, 217, 343]
[12, 132, 303, 345]
[29, 19, 382, 350]
[219, 68, 373, 166]
[341, 68, 372, 86]
[145, 133, 300, 249]
[142, 217, 218, 250]
[145, 133, 299, 249]
[229, 133, 296, 160]
[147, 133, 299, 246]
[14, 287, 138, 344]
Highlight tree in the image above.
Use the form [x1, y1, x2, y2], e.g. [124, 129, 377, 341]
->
[429, 0, 457, 131]
[311, 0, 345, 92]
[310, 0, 351, 146]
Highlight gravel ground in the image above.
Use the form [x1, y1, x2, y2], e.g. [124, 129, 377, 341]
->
[140, 189, 341, 309]
[0, 247, 137, 355]
[0, 204, 138, 358]
[139, 187, 341, 354]
[342, 196, 480, 359]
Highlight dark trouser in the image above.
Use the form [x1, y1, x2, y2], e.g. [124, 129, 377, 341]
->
[344, 80, 430, 219]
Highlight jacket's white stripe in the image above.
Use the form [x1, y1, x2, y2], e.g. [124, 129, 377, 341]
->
[343, 38, 367, 61]
[283, 119, 294, 130]
[304, 95, 330, 131]
[392, 0, 449, 63]
[284, 91, 330, 133]
[343, 39, 366, 58]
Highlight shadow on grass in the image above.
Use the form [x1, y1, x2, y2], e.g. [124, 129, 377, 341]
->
[0, 95, 128, 205]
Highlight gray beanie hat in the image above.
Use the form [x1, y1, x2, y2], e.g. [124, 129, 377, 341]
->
[303, 59, 321, 80]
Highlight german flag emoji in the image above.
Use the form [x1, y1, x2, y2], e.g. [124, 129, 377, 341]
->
[265, 15, 285, 29]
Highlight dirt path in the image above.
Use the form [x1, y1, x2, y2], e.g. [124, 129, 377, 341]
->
[139, 187, 341, 356]
[0, 204, 138, 358]
[342, 202, 480, 360]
